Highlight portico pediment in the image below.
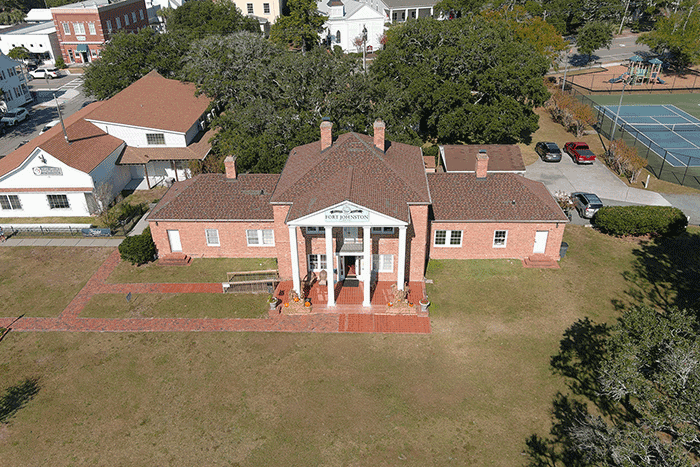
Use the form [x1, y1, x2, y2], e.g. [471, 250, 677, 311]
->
[287, 201, 406, 227]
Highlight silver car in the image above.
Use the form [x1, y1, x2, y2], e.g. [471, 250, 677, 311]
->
[571, 192, 603, 219]
[1, 108, 29, 125]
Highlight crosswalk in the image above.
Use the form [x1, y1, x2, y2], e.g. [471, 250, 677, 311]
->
[57, 77, 83, 90]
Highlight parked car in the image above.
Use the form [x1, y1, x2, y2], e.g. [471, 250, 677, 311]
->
[1, 108, 29, 126]
[535, 142, 562, 162]
[39, 119, 60, 134]
[564, 142, 596, 164]
[571, 192, 603, 219]
[29, 67, 61, 79]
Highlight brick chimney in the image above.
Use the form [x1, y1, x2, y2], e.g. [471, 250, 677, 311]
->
[224, 155, 237, 179]
[476, 149, 488, 179]
[320, 118, 333, 151]
[374, 119, 385, 152]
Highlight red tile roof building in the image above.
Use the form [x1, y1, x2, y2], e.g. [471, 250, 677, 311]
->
[148, 120, 568, 308]
[51, 0, 148, 64]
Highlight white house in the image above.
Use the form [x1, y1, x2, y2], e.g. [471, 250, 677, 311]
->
[233, 0, 285, 34]
[318, 0, 385, 53]
[367, 0, 436, 22]
[0, 55, 32, 113]
[0, 71, 213, 218]
[0, 22, 61, 64]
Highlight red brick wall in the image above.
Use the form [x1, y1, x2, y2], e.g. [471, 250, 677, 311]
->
[272, 205, 292, 279]
[149, 220, 278, 259]
[428, 222, 566, 261]
[408, 205, 429, 281]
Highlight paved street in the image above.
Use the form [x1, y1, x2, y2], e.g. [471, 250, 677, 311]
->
[0, 71, 92, 158]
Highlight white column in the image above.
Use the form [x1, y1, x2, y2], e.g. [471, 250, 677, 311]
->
[289, 226, 301, 295]
[363, 226, 371, 306]
[397, 225, 407, 290]
[325, 226, 335, 307]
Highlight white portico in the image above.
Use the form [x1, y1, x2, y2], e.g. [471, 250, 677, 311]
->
[287, 201, 408, 307]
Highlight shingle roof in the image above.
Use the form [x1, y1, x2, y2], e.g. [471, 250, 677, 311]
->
[427, 173, 568, 222]
[271, 132, 431, 222]
[0, 101, 124, 177]
[85, 70, 210, 133]
[441, 145, 525, 173]
[148, 173, 280, 221]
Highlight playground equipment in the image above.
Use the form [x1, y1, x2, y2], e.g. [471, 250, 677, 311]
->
[609, 55, 665, 85]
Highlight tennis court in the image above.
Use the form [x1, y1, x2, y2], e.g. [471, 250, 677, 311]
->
[597, 104, 700, 168]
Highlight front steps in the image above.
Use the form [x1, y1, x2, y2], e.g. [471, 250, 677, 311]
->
[522, 254, 559, 269]
[158, 253, 192, 266]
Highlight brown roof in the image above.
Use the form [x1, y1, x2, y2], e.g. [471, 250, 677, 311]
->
[85, 71, 210, 133]
[441, 145, 525, 173]
[119, 128, 215, 164]
[148, 173, 280, 221]
[271, 133, 431, 222]
[427, 173, 568, 222]
[0, 101, 124, 177]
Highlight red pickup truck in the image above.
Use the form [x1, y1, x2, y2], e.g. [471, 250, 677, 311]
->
[564, 142, 596, 164]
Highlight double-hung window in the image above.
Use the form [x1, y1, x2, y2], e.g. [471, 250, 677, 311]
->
[132, 11, 137, 22]
[246, 229, 274, 246]
[493, 230, 508, 248]
[73, 23, 85, 35]
[115, 17, 121, 28]
[62, 23, 71, 35]
[372, 254, 393, 272]
[88, 22, 96, 35]
[124, 14, 129, 26]
[205, 229, 220, 246]
[0, 195, 22, 210]
[139, 9, 145, 20]
[371, 227, 394, 234]
[106, 20, 112, 32]
[308, 254, 327, 271]
[247, 3, 254, 14]
[434, 229, 462, 247]
[305, 226, 325, 234]
[263, 3, 270, 13]
[47, 194, 70, 209]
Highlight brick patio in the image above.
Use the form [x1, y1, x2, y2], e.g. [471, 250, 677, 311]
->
[0, 250, 431, 335]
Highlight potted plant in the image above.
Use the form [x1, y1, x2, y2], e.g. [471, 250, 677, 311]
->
[267, 295, 278, 310]
[419, 297, 430, 313]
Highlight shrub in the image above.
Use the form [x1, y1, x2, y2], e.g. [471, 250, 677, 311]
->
[55, 57, 66, 69]
[118, 227, 157, 265]
[593, 206, 688, 237]
[601, 140, 646, 183]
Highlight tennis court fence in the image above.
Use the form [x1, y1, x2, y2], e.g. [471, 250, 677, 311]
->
[564, 86, 700, 190]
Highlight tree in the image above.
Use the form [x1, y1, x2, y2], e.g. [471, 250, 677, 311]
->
[526, 305, 700, 467]
[166, 0, 259, 40]
[269, 0, 327, 51]
[576, 21, 614, 63]
[185, 33, 371, 173]
[7, 46, 29, 61]
[371, 17, 550, 145]
[637, 7, 700, 68]
[82, 28, 187, 100]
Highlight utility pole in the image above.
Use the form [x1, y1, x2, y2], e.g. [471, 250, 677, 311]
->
[561, 49, 572, 92]
[610, 79, 628, 141]
[362, 25, 368, 73]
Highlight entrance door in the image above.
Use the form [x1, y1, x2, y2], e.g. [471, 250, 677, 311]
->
[167, 230, 182, 252]
[345, 256, 356, 276]
[533, 231, 548, 254]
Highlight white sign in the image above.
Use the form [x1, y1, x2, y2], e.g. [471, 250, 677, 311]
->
[33, 166, 63, 176]
[324, 204, 369, 223]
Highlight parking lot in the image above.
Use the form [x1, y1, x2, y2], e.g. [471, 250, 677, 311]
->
[1, 72, 91, 158]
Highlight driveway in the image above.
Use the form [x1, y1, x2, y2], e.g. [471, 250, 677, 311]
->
[525, 153, 671, 206]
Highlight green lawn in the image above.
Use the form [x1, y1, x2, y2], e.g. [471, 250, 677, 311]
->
[107, 257, 278, 284]
[81, 293, 269, 319]
[0, 247, 112, 318]
[1, 226, 693, 466]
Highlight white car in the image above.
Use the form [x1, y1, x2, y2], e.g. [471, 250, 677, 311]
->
[40, 119, 60, 134]
[29, 67, 61, 79]
[1, 108, 29, 126]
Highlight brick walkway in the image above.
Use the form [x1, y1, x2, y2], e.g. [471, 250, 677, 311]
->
[0, 250, 430, 335]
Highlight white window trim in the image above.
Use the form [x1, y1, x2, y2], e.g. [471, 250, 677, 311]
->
[434, 229, 462, 247]
[307, 254, 327, 271]
[305, 226, 325, 234]
[371, 227, 395, 234]
[246, 229, 275, 247]
[0, 194, 22, 210]
[88, 22, 96, 35]
[493, 230, 508, 248]
[47, 194, 70, 210]
[62, 23, 70, 35]
[73, 22, 85, 35]
[205, 229, 220, 246]
[146, 133, 165, 145]
[372, 254, 394, 272]
[115, 17, 121, 28]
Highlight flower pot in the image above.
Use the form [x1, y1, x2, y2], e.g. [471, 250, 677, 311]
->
[268, 300, 277, 310]
[419, 300, 430, 313]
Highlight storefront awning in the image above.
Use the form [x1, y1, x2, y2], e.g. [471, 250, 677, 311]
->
[76, 44, 88, 52]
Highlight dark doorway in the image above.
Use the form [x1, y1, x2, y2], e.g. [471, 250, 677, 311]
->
[345, 256, 356, 277]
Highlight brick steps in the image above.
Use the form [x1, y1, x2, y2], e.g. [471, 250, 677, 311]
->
[522, 254, 560, 269]
[158, 253, 192, 266]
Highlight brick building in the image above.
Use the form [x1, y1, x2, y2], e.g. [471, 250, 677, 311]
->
[51, 0, 149, 64]
[148, 120, 569, 308]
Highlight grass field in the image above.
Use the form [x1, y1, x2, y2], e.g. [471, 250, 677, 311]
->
[2, 225, 682, 466]
[0, 247, 112, 318]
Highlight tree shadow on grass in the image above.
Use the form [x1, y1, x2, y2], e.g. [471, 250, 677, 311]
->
[0, 377, 40, 424]
[621, 231, 700, 314]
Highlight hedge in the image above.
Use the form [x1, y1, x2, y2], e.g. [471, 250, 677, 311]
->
[593, 206, 688, 236]
[118, 227, 157, 265]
